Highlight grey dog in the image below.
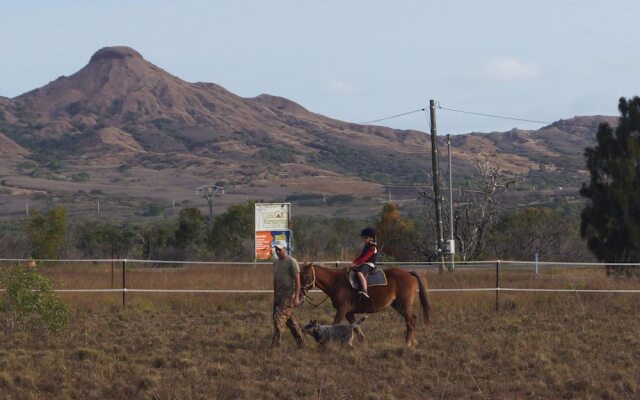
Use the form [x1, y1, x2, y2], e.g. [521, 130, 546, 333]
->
[302, 317, 366, 347]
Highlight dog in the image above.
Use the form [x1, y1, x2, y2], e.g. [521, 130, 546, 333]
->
[302, 317, 366, 347]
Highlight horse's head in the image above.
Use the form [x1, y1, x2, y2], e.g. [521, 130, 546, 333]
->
[299, 262, 316, 296]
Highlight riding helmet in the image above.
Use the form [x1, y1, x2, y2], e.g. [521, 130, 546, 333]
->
[360, 227, 376, 238]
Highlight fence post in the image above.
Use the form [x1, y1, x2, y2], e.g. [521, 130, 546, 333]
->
[122, 259, 126, 309]
[495, 260, 500, 316]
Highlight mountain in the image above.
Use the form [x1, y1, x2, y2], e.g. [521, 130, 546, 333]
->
[0, 46, 618, 219]
[450, 116, 617, 187]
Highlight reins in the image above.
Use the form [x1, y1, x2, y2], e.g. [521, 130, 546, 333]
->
[304, 293, 331, 307]
[302, 265, 340, 308]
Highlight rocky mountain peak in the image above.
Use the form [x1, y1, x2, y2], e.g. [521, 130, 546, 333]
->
[89, 46, 144, 63]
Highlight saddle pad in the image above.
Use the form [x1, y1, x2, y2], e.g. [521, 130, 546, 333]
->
[366, 269, 387, 287]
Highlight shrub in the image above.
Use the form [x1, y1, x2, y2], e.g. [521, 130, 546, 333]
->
[140, 202, 166, 217]
[0, 262, 69, 333]
[71, 171, 90, 182]
[326, 194, 355, 206]
[27, 207, 67, 259]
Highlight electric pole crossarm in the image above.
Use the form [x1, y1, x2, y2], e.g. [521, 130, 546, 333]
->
[195, 185, 224, 233]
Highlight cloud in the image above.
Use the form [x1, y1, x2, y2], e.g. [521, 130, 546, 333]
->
[483, 57, 540, 82]
[325, 80, 360, 95]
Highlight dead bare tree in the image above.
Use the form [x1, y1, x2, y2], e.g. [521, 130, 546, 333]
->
[453, 153, 514, 261]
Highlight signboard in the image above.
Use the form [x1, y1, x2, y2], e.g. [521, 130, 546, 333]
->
[255, 203, 290, 231]
[255, 230, 291, 261]
[255, 203, 292, 261]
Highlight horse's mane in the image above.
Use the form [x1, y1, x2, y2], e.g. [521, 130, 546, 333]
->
[304, 262, 347, 271]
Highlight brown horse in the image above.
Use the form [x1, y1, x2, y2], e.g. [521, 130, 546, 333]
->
[299, 263, 431, 347]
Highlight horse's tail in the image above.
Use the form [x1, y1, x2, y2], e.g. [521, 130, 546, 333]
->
[410, 270, 431, 325]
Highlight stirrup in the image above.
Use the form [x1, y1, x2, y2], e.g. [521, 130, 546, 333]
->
[358, 290, 370, 298]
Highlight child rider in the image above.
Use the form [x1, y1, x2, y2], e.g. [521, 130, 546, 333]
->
[351, 227, 378, 298]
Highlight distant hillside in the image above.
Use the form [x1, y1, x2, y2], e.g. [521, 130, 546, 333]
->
[451, 115, 617, 188]
[0, 46, 618, 219]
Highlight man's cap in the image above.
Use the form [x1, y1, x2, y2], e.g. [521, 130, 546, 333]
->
[272, 240, 287, 250]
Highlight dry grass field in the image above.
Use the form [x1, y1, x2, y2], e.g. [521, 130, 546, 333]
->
[1, 262, 639, 399]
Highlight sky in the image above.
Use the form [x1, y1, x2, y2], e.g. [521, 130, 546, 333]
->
[1, 0, 639, 134]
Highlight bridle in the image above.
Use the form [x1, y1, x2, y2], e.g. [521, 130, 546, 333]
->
[301, 264, 334, 307]
[301, 264, 316, 295]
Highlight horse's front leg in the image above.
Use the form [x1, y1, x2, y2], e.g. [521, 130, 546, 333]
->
[332, 307, 348, 325]
[346, 312, 365, 342]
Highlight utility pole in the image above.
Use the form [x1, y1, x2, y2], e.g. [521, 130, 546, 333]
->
[429, 100, 445, 271]
[196, 185, 224, 234]
[447, 134, 455, 271]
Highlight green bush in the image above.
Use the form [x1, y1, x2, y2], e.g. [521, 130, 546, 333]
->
[27, 207, 68, 259]
[326, 194, 355, 206]
[71, 171, 90, 182]
[0, 262, 69, 333]
[140, 202, 166, 217]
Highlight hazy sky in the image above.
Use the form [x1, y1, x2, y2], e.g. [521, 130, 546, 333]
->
[1, 0, 639, 134]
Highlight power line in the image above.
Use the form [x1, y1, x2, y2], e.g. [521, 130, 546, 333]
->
[437, 103, 616, 129]
[361, 104, 551, 127]
[362, 103, 611, 130]
[361, 107, 426, 125]
[437, 105, 550, 125]
[422, 109, 432, 131]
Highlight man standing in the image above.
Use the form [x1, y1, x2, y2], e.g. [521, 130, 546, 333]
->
[271, 240, 305, 348]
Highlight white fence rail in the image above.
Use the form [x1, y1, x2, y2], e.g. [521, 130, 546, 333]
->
[1, 259, 640, 299]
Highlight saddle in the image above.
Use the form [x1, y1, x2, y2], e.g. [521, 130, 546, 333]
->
[347, 268, 387, 291]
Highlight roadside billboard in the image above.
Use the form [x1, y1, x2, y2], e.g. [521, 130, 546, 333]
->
[254, 203, 291, 261]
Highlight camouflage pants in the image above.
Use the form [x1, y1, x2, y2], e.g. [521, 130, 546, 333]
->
[271, 295, 304, 347]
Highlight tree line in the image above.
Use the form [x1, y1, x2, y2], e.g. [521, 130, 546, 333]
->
[0, 200, 593, 263]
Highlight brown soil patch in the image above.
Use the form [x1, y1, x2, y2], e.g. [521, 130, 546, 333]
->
[0, 133, 30, 158]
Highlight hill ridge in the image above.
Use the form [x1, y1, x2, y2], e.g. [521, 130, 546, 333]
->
[0, 46, 620, 220]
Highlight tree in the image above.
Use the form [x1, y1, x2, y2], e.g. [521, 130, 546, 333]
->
[580, 96, 640, 271]
[375, 203, 416, 261]
[139, 224, 172, 261]
[331, 218, 362, 260]
[0, 223, 29, 259]
[208, 201, 254, 260]
[419, 153, 512, 262]
[487, 207, 592, 262]
[452, 153, 514, 261]
[174, 208, 203, 248]
[74, 221, 136, 259]
[290, 215, 361, 260]
[26, 207, 67, 259]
